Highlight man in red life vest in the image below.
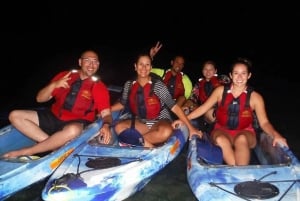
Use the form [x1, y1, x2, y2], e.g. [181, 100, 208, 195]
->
[150, 41, 193, 107]
[3, 50, 113, 158]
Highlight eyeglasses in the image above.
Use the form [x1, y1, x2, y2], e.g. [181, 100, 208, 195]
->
[81, 58, 99, 65]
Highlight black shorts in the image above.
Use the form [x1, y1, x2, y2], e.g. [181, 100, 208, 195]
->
[36, 109, 92, 135]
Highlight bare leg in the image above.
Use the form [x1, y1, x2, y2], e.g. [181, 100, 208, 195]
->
[114, 119, 132, 134]
[4, 121, 84, 158]
[234, 134, 251, 165]
[142, 120, 173, 146]
[9, 110, 49, 142]
[213, 130, 235, 165]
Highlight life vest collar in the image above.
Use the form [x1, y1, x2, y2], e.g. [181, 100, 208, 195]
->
[165, 69, 184, 76]
[132, 80, 153, 85]
[70, 69, 99, 82]
[198, 74, 218, 82]
[227, 85, 249, 94]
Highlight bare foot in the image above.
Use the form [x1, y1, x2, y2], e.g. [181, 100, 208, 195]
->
[3, 148, 31, 158]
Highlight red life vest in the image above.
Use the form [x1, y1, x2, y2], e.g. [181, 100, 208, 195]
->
[198, 75, 221, 103]
[128, 81, 161, 119]
[51, 71, 98, 121]
[216, 85, 254, 130]
[163, 70, 185, 99]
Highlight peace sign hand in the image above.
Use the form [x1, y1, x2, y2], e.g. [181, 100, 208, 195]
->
[55, 71, 72, 89]
[150, 41, 163, 59]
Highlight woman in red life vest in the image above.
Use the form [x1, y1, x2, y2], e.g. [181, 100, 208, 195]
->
[183, 60, 225, 124]
[174, 57, 288, 165]
[3, 50, 113, 158]
[111, 53, 202, 147]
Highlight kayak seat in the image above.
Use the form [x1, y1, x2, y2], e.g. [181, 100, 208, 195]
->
[196, 134, 223, 165]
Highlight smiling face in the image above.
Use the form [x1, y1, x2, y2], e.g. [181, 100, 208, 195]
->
[170, 56, 185, 74]
[202, 62, 217, 80]
[230, 63, 251, 87]
[78, 50, 100, 79]
[134, 54, 152, 79]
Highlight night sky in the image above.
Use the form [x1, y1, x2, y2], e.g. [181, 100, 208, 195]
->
[1, 2, 299, 110]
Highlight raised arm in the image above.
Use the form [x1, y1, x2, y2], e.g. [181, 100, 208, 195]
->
[36, 71, 72, 103]
[149, 41, 163, 60]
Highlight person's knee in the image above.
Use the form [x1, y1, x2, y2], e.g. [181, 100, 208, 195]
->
[214, 133, 230, 146]
[234, 134, 248, 146]
[235, 132, 256, 148]
[114, 123, 123, 134]
[64, 124, 83, 139]
[215, 135, 225, 144]
[114, 121, 131, 134]
[160, 125, 173, 139]
[8, 110, 21, 123]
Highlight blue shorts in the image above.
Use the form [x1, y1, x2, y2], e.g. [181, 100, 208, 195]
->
[36, 109, 91, 135]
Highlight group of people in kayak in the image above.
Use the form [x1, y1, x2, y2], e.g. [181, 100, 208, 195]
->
[2, 41, 288, 166]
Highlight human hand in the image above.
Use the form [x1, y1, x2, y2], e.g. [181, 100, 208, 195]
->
[97, 124, 112, 144]
[181, 106, 190, 114]
[55, 71, 72, 88]
[273, 136, 288, 148]
[172, 119, 183, 129]
[150, 41, 163, 59]
[189, 129, 203, 140]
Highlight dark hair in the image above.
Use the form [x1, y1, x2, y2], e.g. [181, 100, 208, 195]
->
[134, 53, 152, 64]
[230, 57, 252, 73]
[202, 60, 217, 70]
[172, 55, 185, 60]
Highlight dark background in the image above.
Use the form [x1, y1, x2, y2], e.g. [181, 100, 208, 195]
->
[2, 2, 299, 105]
[1, 1, 299, 132]
[1, 0, 299, 134]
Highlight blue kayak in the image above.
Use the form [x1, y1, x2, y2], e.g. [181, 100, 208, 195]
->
[187, 131, 300, 201]
[0, 110, 122, 200]
[41, 118, 189, 201]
